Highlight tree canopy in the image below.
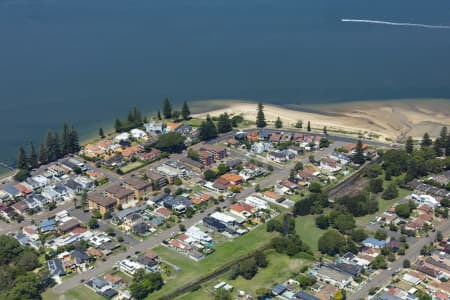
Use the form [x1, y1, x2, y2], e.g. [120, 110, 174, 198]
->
[156, 132, 186, 153]
[256, 103, 266, 128]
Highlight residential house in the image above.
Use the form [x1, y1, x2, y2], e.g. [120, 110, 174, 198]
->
[251, 142, 271, 154]
[71, 249, 90, 265]
[130, 128, 147, 140]
[163, 195, 192, 213]
[40, 219, 56, 233]
[165, 122, 181, 133]
[320, 157, 341, 174]
[104, 274, 123, 288]
[88, 192, 117, 216]
[48, 259, 65, 277]
[329, 152, 351, 165]
[294, 291, 321, 300]
[229, 203, 255, 219]
[132, 222, 150, 235]
[3, 185, 21, 198]
[268, 150, 294, 163]
[65, 179, 83, 194]
[58, 218, 81, 234]
[137, 148, 161, 161]
[315, 265, 353, 289]
[137, 255, 159, 272]
[262, 191, 285, 203]
[144, 122, 163, 134]
[11, 200, 29, 215]
[191, 194, 210, 205]
[246, 130, 259, 142]
[121, 145, 142, 158]
[154, 207, 172, 219]
[15, 183, 33, 196]
[362, 238, 387, 249]
[123, 176, 152, 198]
[245, 196, 269, 210]
[114, 132, 130, 143]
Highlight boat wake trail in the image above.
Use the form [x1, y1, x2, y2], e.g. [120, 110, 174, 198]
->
[341, 18, 450, 29]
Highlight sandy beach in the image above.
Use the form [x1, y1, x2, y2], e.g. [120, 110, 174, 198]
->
[192, 99, 450, 142]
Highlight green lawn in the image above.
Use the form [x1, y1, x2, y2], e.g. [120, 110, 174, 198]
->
[176, 288, 213, 300]
[178, 250, 308, 299]
[295, 215, 325, 253]
[149, 224, 277, 299]
[120, 161, 145, 173]
[43, 286, 104, 300]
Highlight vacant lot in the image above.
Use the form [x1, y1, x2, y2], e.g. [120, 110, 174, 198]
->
[43, 286, 104, 300]
[150, 224, 277, 299]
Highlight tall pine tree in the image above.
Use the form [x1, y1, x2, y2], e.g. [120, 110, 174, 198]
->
[39, 144, 47, 165]
[199, 115, 218, 140]
[29, 143, 39, 169]
[17, 146, 29, 170]
[114, 118, 122, 132]
[70, 127, 80, 153]
[181, 101, 190, 120]
[62, 123, 70, 156]
[421, 132, 432, 148]
[307, 121, 311, 132]
[163, 98, 172, 119]
[275, 116, 283, 128]
[353, 139, 365, 165]
[405, 136, 414, 154]
[54, 132, 62, 159]
[217, 113, 232, 133]
[256, 102, 266, 128]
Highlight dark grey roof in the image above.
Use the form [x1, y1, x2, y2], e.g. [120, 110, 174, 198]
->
[48, 259, 65, 276]
[72, 249, 90, 264]
[163, 195, 192, 209]
[294, 291, 320, 300]
[65, 179, 82, 191]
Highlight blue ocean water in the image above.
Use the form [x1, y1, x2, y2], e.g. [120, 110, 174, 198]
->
[1, 0, 450, 167]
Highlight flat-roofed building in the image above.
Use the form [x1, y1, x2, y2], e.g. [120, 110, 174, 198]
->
[88, 192, 117, 216]
[105, 184, 134, 206]
[123, 176, 152, 198]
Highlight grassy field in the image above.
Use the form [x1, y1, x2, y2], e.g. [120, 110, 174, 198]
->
[149, 224, 277, 299]
[295, 214, 325, 253]
[43, 286, 104, 300]
[177, 250, 308, 299]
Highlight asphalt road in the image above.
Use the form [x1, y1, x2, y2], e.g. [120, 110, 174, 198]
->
[349, 219, 450, 300]
[53, 142, 342, 293]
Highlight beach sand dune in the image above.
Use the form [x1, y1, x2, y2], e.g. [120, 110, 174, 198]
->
[192, 99, 450, 142]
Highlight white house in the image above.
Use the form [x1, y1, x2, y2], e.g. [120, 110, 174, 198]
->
[144, 122, 163, 134]
[186, 226, 212, 243]
[210, 212, 236, 226]
[251, 142, 271, 154]
[114, 132, 130, 143]
[411, 194, 439, 208]
[118, 259, 144, 275]
[130, 128, 147, 140]
[244, 196, 269, 210]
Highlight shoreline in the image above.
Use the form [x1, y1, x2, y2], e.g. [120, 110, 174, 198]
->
[2, 97, 450, 179]
[192, 98, 450, 142]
